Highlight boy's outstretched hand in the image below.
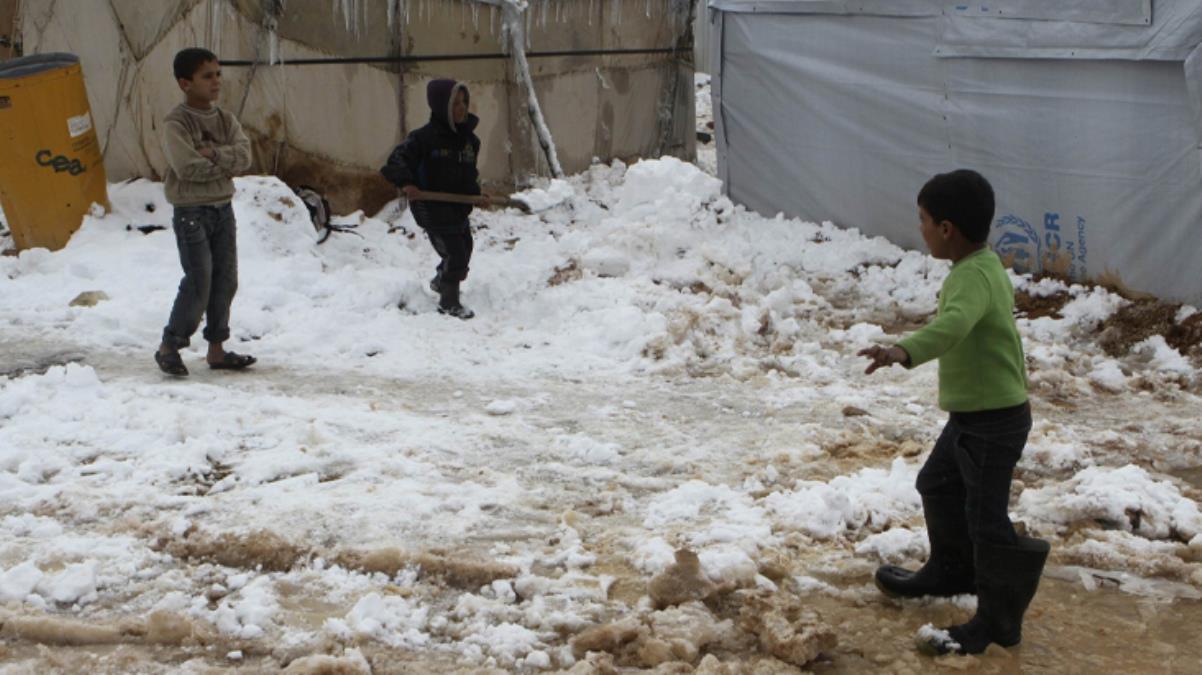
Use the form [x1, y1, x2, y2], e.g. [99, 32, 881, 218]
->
[858, 345, 909, 374]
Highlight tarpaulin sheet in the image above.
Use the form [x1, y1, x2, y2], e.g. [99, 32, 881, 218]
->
[710, 2, 1202, 302]
[709, 0, 1151, 24]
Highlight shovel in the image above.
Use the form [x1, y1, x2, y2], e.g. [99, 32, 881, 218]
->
[409, 189, 532, 214]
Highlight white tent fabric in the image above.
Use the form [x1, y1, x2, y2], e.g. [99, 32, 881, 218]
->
[710, 0, 1202, 302]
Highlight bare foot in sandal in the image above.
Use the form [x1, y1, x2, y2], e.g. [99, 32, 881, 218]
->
[155, 346, 188, 376]
[207, 341, 256, 370]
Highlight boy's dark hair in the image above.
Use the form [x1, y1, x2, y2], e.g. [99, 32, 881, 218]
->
[173, 48, 218, 81]
[917, 169, 996, 243]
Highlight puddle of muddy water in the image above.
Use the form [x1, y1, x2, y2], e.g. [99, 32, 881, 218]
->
[1169, 466, 1202, 492]
[796, 574, 1202, 674]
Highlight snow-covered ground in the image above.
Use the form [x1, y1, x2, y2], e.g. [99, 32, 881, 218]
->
[2, 93, 1202, 672]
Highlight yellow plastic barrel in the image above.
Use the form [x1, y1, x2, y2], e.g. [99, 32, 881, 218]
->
[0, 53, 110, 252]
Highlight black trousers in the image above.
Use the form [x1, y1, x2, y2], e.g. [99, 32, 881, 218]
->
[426, 223, 473, 284]
[915, 402, 1032, 547]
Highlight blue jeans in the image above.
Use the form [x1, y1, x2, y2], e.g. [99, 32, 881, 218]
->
[915, 402, 1032, 547]
[161, 203, 238, 349]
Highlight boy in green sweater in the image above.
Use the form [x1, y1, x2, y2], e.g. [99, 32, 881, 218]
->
[859, 170, 1049, 656]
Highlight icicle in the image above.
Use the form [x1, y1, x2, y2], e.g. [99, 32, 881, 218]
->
[264, 2, 282, 66]
[487, 0, 564, 178]
[211, 1, 219, 54]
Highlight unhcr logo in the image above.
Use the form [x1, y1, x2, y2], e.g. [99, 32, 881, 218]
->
[992, 214, 1042, 274]
[992, 211, 1089, 279]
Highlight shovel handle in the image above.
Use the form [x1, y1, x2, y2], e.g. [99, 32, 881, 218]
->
[409, 189, 530, 213]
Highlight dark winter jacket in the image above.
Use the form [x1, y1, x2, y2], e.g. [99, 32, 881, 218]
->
[381, 79, 482, 231]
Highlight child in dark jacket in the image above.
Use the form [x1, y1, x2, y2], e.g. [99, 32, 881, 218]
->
[381, 78, 490, 319]
[859, 170, 1049, 656]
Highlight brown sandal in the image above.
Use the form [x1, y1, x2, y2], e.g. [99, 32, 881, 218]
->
[154, 350, 188, 377]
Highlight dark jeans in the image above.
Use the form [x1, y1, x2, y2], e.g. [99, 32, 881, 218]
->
[426, 223, 473, 284]
[162, 203, 238, 349]
[915, 402, 1032, 547]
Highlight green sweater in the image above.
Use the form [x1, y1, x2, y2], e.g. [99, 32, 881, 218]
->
[897, 248, 1028, 412]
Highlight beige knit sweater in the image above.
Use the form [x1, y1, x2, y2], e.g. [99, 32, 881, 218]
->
[161, 103, 252, 207]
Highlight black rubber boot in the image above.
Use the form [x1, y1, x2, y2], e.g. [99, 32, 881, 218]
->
[919, 535, 1050, 655]
[876, 495, 975, 598]
[437, 280, 474, 320]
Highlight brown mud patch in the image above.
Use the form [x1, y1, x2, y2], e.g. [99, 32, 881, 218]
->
[1097, 298, 1193, 357]
[760, 566, 1202, 674]
[334, 548, 518, 591]
[590, 555, 648, 606]
[246, 124, 397, 217]
[281, 652, 371, 674]
[1014, 290, 1071, 320]
[158, 527, 518, 589]
[1054, 537, 1197, 583]
[549, 259, 583, 286]
[0, 609, 217, 649]
[157, 528, 308, 573]
[648, 550, 732, 609]
[813, 433, 924, 478]
[570, 593, 836, 671]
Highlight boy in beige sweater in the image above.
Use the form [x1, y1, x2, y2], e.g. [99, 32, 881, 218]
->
[155, 48, 255, 376]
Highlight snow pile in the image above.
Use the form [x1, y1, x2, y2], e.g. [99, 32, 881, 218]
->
[853, 527, 928, 564]
[0, 561, 45, 603]
[1023, 286, 1125, 342]
[328, 592, 431, 648]
[1018, 423, 1093, 474]
[554, 433, 622, 465]
[1057, 288, 1127, 332]
[638, 482, 770, 584]
[1131, 336, 1194, 376]
[764, 458, 921, 539]
[209, 575, 279, 639]
[0, 160, 947, 383]
[1088, 359, 1128, 392]
[1019, 464, 1202, 541]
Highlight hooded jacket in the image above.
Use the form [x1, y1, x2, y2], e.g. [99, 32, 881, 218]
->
[381, 79, 482, 230]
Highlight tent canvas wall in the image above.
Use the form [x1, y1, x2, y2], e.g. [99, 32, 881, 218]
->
[709, 0, 1202, 304]
[11, 0, 695, 214]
